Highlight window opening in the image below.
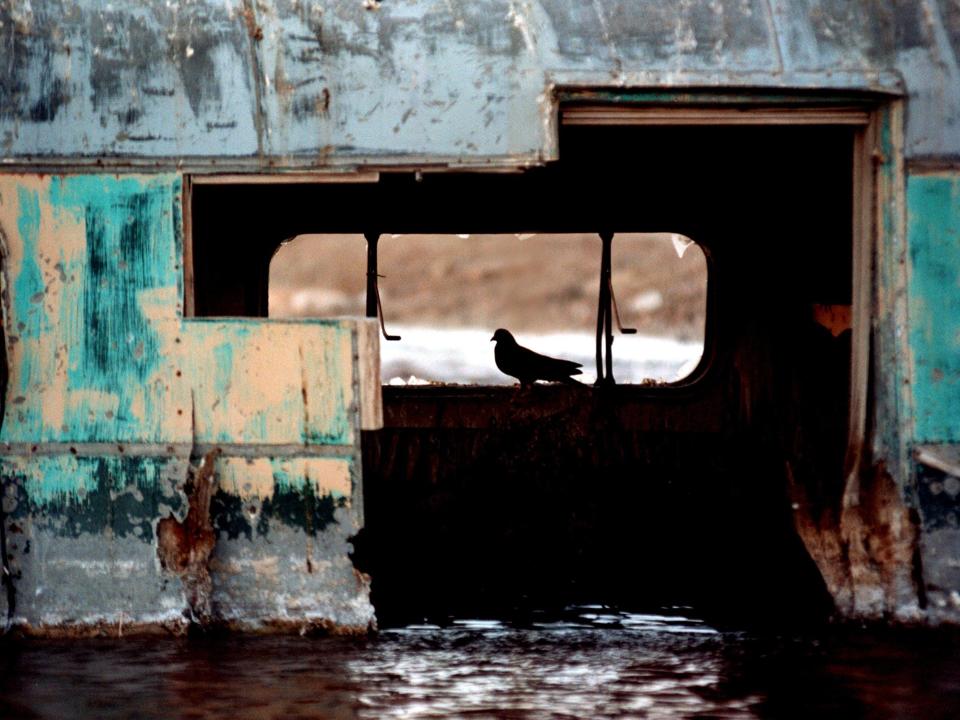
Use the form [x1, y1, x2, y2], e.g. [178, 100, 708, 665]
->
[269, 233, 707, 386]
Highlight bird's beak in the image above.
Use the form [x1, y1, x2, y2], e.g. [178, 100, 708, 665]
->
[490, 335, 495, 341]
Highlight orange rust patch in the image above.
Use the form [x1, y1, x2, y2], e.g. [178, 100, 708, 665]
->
[240, 6, 262, 41]
[157, 449, 220, 624]
[7, 617, 375, 638]
[7, 618, 189, 639]
[788, 461, 922, 619]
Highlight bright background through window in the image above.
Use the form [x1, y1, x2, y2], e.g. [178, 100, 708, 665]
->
[269, 233, 707, 386]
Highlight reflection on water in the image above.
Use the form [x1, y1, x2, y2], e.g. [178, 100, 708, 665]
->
[2, 608, 960, 719]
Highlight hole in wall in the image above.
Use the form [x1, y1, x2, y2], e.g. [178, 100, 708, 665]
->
[190, 122, 856, 626]
[269, 232, 707, 386]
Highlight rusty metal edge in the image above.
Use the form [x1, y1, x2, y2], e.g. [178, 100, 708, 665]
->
[915, 444, 960, 478]
[2, 616, 375, 639]
[0, 443, 354, 457]
[3, 619, 190, 639]
[0, 156, 545, 174]
[842, 112, 878, 505]
[905, 158, 960, 174]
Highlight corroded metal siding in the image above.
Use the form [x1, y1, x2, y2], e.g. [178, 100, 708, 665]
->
[0, 175, 358, 449]
[0, 0, 958, 628]
[0, 174, 375, 631]
[2, 1, 959, 167]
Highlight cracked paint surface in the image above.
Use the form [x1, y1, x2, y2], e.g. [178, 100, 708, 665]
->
[0, 173, 374, 632]
[2, 1, 959, 165]
[0, 174, 183, 445]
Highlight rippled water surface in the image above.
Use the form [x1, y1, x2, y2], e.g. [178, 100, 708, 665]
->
[3, 608, 960, 719]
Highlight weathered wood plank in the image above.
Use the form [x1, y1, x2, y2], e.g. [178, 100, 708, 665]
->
[357, 318, 383, 431]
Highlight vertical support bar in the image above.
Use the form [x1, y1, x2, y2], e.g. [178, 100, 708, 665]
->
[365, 233, 400, 341]
[365, 232, 379, 319]
[605, 255, 614, 384]
[873, 101, 911, 486]
[596, 231, 615, 385]
[595, 242, 605, 383]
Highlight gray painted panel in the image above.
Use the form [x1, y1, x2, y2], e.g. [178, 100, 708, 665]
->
[0, 0, 259, 159]
[252, 0, 546, 160]
[211, 508, 374, 631]
[1, 1, 958, 164]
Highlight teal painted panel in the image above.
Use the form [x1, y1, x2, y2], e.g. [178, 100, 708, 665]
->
[12, 187, 47, 340]
[0, 452, 353, 537]
[908, 173, 960, 443]
[0, 454, 186, 539]
[1, 174, 185, 444]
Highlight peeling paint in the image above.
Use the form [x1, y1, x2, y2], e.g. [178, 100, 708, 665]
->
[0, 172, 373, 632]
[187, 319, 355, 446]
[0, 455, 175, 525]
[216, 456, 352, 500]
[3, 1, 953, 167]
[0, 174, 183, 445]
[157, 449, 219, 624]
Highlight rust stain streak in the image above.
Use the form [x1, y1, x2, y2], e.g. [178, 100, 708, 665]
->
[299, 342, 310, 442]
[788, 461, 922, 620]
[156, 448, 221, 625]
[241, 0, 266, 158]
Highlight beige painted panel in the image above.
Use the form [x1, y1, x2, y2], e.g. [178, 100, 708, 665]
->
[185, 320, 355, 446]
[215, 455, 353, 501]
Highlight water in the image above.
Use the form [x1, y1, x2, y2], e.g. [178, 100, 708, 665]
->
[3, 608, 960, 719]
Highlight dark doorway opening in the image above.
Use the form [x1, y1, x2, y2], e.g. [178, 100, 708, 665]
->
[190, 122, 855, 627]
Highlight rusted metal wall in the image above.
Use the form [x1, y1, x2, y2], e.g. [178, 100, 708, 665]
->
[1, 0, 959, 627]
[0, 174, 376, 633]
[1, 1, 959, 168]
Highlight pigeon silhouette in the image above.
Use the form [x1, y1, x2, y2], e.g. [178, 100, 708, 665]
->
[491, 328, 583, 387]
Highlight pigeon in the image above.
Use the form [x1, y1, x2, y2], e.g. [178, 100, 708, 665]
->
[491, 328, 583, 387]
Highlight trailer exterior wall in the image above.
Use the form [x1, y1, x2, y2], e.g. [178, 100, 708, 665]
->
[0, 174, 375, 632]
[2, 1, 959, 168]
[2, 0, 960, 627]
